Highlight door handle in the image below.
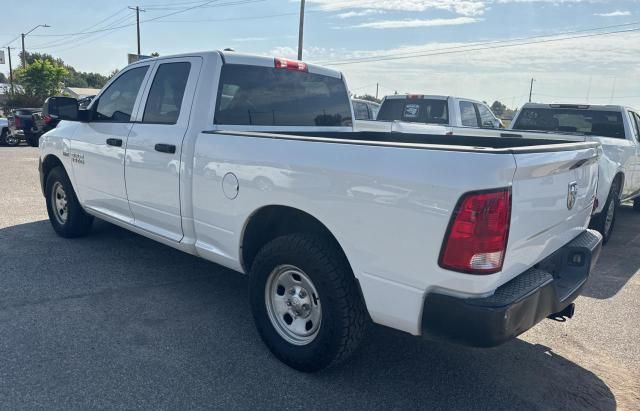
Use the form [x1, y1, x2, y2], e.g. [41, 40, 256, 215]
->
[155, 143, 176, 154]
[106, 138, 123, 147]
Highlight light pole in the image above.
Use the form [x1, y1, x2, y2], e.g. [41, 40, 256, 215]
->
[21, 24, 50, 67]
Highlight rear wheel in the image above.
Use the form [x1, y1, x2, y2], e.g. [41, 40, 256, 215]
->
[591, 182, 620, 244]
[26, 133, 39, 147]
[45, 166, 93, 238]
[249, 233, 368, 372]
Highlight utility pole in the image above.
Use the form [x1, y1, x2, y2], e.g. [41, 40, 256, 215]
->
[297, 0, 305, 60]
[7, 47, 14, 95]
[376, 83, 379, 100]
[20, 24, 50, 67]
[21, 34, 25, 67]
[528, 78, 535, 103]
[129, 6, 145, 57]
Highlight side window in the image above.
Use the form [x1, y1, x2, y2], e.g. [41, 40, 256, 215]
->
[143, 62, 191, 124]
[353, 101, 370, 120]
[94, 66, 148, 122]
[460, 101, 479, 127]
[631, 112, 640, 141]
[477, 103, 497, 128]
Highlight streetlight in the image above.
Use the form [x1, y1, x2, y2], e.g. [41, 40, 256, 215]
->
[21, 24, 50, 67]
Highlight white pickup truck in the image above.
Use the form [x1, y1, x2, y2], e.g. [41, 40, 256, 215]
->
[511, 103, 640, 243]
[355, 94, 503, 134]
[39, 51, 602, 372]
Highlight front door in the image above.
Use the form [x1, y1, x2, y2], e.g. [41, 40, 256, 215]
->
[125, 57, 201, 241]
[71, 64, 152, 223]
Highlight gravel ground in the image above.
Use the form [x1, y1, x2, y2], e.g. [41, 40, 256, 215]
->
[1, 146, 638, 410]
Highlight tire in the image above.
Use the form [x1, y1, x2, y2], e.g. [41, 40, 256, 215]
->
[26, 133, 40, 147]
[45, 166, 93, 238]
[249, 233, 368, 372]
[1, 128, 19, 146]
[590, 182, 620, 244]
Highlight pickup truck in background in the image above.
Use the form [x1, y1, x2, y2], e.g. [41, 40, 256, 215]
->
[355, 94, 504, 133]
[511, 103, 640, 242]
[8, 108, 44, 147]
[351, 98, 380, 120]
[40, 51, 602, 372]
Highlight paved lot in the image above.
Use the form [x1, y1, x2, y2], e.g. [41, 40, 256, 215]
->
[1, 146, 639, 410]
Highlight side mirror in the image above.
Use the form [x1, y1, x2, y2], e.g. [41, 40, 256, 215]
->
[43, 96, 81, 121]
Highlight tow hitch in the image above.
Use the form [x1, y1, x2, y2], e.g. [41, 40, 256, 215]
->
[548, 303, 575, 322]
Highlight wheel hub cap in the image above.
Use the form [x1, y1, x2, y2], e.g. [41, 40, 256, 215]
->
[51, 182, 68, 224]
[265, 265, 321, 345]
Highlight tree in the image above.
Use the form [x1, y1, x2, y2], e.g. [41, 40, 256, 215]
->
[353, 94, 381, 103]
[14, 59, 68, 102]
[0, 72, 7, 83]
[20, 51, 109, 89]
[150, 52, 160, 57]
[491, 100, 507, 117]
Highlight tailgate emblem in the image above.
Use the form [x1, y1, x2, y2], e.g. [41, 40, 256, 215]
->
[567, 182, 578, 210]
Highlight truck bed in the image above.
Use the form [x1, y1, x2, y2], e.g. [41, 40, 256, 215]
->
[209, 130, 598, 153]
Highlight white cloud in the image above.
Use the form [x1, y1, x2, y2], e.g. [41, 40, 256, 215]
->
[594, 10, 632, 17]
[306, 1, 488, 17]
[337, 9, 382, 18]
[352, 17, 480, 29]
[232, 37, 269, 42]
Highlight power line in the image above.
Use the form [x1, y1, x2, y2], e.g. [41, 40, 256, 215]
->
[28, 0, 257, 38]
[314, 21, 640, 66]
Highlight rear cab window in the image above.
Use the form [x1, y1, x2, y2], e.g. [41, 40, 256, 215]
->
[214, 64, 352, 127]
[460, 101, 479, 127]
[513, 107, 626, 139]
[377, 98, 448, 124]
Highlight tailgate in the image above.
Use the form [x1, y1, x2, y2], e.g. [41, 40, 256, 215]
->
[502, 144, 599, 280]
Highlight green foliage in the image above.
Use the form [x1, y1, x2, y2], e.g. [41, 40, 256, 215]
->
[353, 94, 381, 104]
[14, 59, 68, 102]
[150, 52, 160, 57]
[21, 51, 110, 89]
[491, 100, 507, 117]
[0, 72, 7, 83]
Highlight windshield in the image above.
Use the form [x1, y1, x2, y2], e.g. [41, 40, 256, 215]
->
[377, 99, 449, 124]
[513, 108, 625, 139]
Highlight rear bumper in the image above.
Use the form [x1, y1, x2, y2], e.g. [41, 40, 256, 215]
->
[421, 229, 602, 347]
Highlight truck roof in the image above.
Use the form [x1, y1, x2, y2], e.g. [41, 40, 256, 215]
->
[127, 50, 343, 79]
[521, 102, 635, 112]
[382, 94, 486, 105]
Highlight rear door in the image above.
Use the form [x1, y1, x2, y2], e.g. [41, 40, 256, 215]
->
[627, 110, 640, 195]
[125, 57, 201, 241]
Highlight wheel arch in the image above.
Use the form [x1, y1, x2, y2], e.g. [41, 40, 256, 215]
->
[239, 205, 353, 276]
[42, 154, 67, 183]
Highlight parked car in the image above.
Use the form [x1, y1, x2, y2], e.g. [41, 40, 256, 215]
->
[511, 103, 640, 242]
[40, 51, 602, 372]
[8, 108, 44, 147]
[356, 94, 504, 133]
[352, 98, 380, 120]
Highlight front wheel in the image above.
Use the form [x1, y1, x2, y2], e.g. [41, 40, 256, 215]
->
[249, 234, 368, 372]
[0, 129, 19, 146]
[45, 166, 93, 238]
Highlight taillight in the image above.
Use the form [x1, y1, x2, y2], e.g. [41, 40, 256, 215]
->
[43, 115, 53, 125]
[14, 116, 22, 128]
[439, 188, 511, 274]
[274, 57, 308, 72]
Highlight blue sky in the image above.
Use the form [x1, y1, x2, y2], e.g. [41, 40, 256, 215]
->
[1, 0, 639, 108]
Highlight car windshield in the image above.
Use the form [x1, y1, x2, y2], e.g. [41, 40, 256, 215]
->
[513, 108, 626, 139]
[377, 99, 449, 124]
